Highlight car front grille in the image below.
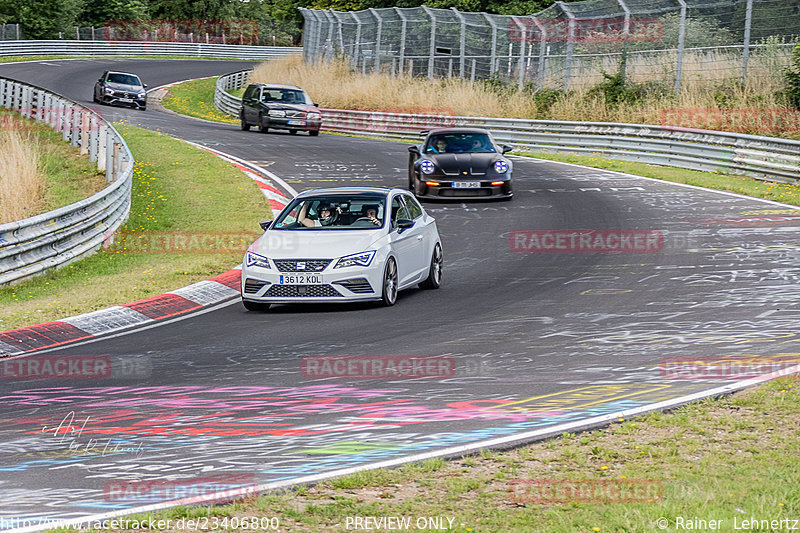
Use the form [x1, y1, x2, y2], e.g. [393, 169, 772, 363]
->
[274, 259, 331, 272]
[264, 285, 342, 297]
[284, 110, 306, 119]
[439, 188, 493, 197]
[243, 278, 269, 294]
[334, 278, 374, 294]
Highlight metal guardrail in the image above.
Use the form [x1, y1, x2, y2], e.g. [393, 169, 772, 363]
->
[0, 40, 300, 60]
[0, 77, 133, 286]
[215, 69, 251, 116]
[215, 69, 800, 184]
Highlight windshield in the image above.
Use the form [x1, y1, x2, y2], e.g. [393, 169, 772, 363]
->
[272, 195, 386, 230]
[107, 73, 142, 86]
[424, 133, 496, 154]
[260, 88, 312, 105]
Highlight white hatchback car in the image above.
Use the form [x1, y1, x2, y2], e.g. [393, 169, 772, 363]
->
[241, 187, 442, 310]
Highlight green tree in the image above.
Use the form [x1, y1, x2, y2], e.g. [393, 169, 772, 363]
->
[8, 0, 84, 39]
[80, 0, 148, 26]
[147, 0, 238, 20]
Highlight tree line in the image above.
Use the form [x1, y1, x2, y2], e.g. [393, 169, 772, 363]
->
[0, 0, 562, 40]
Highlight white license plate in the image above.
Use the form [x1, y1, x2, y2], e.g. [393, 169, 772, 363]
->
[453, 181, 480, 189]
[280, 274, 322, 284]
[118, 98, 133, 103]
[287, 120, 305, 126]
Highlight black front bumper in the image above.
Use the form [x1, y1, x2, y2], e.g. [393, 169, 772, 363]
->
[413, 176, 513, 199]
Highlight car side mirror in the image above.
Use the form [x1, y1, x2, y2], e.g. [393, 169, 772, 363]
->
[396, 218, 414, 232]
[502, 145, 513, 154]
[313, 102, 319, 107]
[259, 220, 272, 231]
[143, 84, 148, 88]
[408, 146, 420, 155]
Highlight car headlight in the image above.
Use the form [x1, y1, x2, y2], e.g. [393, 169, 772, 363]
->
[493, 160, 509, 173]
[420, 160, 435, 175]
[307, 112, 321, 121]
[104, 87, 114, 94]
[268, 109, 286, 117]
[137, 91, 146, 99]
[245, 251, 271, 269]
[334, 250, 376, 269]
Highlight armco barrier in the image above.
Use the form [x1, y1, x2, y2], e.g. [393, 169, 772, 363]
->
[0, 77, 133, 286]
[215, 69, 800, 184]
[0, 40, 299, 60]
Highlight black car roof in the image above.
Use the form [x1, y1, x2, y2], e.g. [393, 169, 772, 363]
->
[424, 127, 491, 136]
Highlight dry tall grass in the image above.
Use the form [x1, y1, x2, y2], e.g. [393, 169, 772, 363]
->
[0, 116, 45, 224]
[251, 54, 797, 136]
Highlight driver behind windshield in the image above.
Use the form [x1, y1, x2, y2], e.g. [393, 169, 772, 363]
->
[298, 201, 339, 227]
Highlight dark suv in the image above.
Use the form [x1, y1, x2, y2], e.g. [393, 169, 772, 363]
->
[93, 71, 147, 110]
[239, 83, 321, 136]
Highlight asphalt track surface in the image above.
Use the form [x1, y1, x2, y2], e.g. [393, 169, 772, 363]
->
[1, 59, 799, 525]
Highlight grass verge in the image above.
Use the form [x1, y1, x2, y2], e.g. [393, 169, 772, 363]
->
[53, 375, 799, 532]
[0, 109, 106, 223]
[159, 77, 238, 124]
[0, 124, 268, 331]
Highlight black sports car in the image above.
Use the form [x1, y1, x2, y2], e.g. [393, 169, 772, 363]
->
[93, 71, 147, 110]
[408, 128, 513, 200]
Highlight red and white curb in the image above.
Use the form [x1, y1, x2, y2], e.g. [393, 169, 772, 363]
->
[0, 147, 294, 358]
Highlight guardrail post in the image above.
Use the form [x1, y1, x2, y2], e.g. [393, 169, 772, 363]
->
[89, 114, 98, 162]
[113, 142, 121, 181]
[62, 103, 71, 142]
[105, 129, 114, 181]
[98, 123, 107, 173]
[22, 85, 32, 118]
[70, 106, 80, 146]
[741, 0, 753, 84]
[675, 0, 687, 93]
[81, 111, 90, 155]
